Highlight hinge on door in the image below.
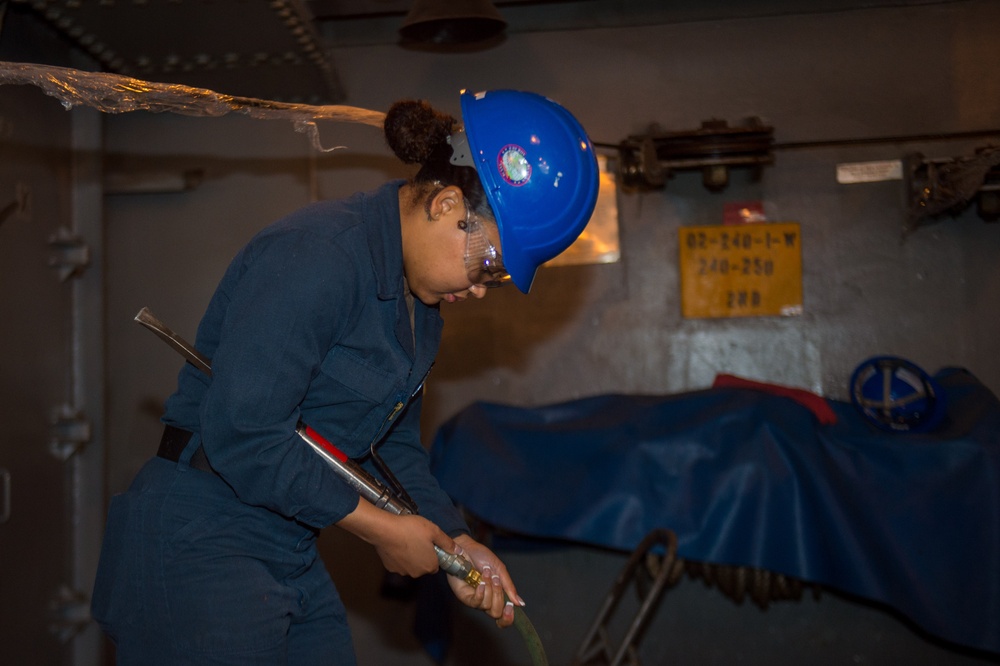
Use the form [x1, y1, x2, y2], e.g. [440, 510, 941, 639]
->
[48, 585, 91, 643]
[48, 226, 91, 281]
[0, 181, 30, 228]
[0, 467, 10, 524]
[49, 405, 91, 461]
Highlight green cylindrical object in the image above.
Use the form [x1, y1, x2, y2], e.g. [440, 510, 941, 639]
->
[513, 606, 549, 666]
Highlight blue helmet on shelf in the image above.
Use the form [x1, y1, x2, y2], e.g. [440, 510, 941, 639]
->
[849, 356, 946, 433]
[451, 89, 600, 293]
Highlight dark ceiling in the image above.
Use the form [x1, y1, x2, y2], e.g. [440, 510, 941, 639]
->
[3, 0, 929, 104]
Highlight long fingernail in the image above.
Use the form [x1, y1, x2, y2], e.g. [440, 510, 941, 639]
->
[516, 595, 526, 606]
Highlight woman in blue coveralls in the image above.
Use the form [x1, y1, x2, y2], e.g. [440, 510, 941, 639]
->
[92, 89, 599, 665]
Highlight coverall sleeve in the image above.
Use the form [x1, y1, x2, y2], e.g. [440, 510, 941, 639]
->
[199, 228, 364, 528]
[372, 391, 470, 537]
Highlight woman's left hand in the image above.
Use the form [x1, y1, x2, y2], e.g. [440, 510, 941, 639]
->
[445, 535, 525, 628]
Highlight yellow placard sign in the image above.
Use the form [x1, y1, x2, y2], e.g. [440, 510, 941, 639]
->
[678, 223, 802, 319]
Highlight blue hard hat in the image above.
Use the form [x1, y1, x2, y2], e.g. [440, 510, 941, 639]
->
[849, 355, 946, 433]
[455, 89, 600, 293]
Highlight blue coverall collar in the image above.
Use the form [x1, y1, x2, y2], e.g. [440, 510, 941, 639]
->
[367, 180, 408, 301]
[364, 180, 442, 362]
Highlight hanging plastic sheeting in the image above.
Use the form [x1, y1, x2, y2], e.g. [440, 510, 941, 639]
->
[0, 62, 385, 152]
[430, 368, 1000, 656]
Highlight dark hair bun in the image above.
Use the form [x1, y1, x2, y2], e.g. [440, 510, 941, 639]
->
[384, 99, 457, 165]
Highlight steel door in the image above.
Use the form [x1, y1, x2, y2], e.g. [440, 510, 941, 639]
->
[0, 81, 80, 664]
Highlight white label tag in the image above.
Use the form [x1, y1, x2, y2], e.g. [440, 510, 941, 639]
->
[836, 160, 903, 184]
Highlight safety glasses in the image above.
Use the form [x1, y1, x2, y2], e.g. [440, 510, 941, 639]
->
[463, 207, 510, 288]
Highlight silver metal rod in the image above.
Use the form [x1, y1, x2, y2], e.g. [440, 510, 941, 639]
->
[295, 423, 413, 515]
[134, 307, 211, 375]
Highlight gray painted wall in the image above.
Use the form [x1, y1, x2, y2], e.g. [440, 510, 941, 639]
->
[107, 2, 1000, 444]
[96, 1, 1000, 664]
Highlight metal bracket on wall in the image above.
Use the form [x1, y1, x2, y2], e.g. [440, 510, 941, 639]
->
[49, 405, 91, 461]
[104, 167, 205, 195]
[906, 145, 1000, 232]
[47, 227, 91, 281]
[48, 585, 91, 643]
[616, 118, 774, 193]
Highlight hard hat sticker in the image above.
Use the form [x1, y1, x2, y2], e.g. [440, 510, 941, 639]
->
[497, 144, 531, 186]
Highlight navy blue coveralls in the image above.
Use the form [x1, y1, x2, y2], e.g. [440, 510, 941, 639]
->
[92, 181, 468, 665]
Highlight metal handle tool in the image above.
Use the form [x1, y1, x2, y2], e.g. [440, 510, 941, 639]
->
[134, 306, 481, 586]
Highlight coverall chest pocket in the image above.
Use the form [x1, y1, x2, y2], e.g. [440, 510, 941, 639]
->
[313, 347, 403, 446]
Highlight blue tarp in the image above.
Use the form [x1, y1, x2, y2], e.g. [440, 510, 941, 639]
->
[429, 368, 1000, 655]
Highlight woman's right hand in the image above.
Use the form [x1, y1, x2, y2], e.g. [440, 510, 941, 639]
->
[336, 497, 454, 578]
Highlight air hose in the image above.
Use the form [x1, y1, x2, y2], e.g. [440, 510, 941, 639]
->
[437, 548, 548, 665]
[513, 607, 549, 666]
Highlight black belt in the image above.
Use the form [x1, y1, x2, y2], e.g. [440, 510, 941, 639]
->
[157, 425, 215, 474]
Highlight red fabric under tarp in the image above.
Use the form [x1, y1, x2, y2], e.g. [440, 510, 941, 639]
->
[711, 373, 838, 425]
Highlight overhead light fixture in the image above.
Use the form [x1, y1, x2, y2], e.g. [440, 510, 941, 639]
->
[399, 0, 507, 50]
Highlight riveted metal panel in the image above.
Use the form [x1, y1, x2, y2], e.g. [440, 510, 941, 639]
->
[10, 0, 344, 103]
